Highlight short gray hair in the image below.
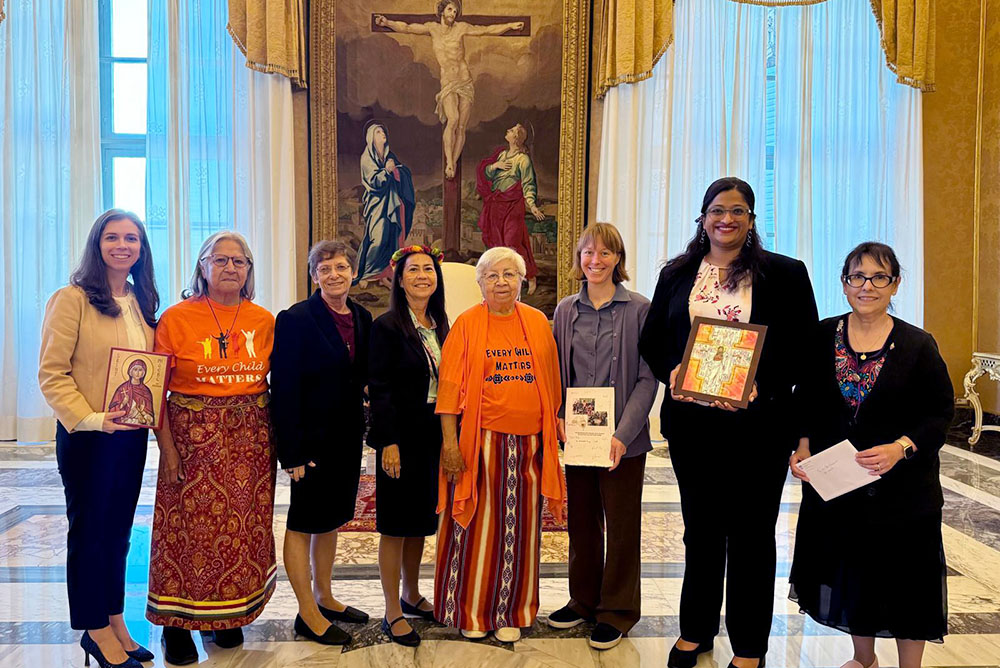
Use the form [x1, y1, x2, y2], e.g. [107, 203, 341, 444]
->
[183, 230, 256, 300]
[308, 240, 356, 277]
[475, 247, 526, 284]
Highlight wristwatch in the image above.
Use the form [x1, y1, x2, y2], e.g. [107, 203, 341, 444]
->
[896, 438, 915, 460]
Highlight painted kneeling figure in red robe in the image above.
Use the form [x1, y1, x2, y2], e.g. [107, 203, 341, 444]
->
[476, 123, 545, 295]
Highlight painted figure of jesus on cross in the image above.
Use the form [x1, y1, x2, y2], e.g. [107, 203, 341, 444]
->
[373, 2, 529, 182]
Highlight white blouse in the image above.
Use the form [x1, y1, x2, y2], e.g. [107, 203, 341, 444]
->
[688, 259, 753, 323]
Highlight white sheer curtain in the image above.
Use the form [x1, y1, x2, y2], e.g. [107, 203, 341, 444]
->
[597, 0, 924, 323]
[0, 0, 102, 441]
[147, 0, 297, 314]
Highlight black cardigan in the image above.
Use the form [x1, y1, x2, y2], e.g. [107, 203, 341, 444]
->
[799, 315, 954, 515]
[270, 291, 372, 469]
[367, 312, 442, 451]
[639, 250, 820, 447]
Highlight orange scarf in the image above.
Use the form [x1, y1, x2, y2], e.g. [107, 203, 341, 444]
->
[436, 301, 566, 528]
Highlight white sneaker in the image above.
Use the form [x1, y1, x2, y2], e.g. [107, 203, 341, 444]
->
[460, 629, 488, 640]
[494, 627, 521, 643]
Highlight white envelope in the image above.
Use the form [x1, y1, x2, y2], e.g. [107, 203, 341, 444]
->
[798, 439, 880, 502]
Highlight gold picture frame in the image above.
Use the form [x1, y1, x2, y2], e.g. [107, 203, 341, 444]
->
[308, 0, 592, 311]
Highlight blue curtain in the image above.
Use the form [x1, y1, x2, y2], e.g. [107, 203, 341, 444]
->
[0, 0, 73, 440]
[146, 0, 235, 305]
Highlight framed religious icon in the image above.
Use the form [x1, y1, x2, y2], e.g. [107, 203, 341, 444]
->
[675, 317, 767, 410]
[102, 348, 171, 430]
[309, 0, 592, 317]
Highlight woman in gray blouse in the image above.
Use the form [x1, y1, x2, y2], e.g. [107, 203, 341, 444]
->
[547, 223, 658, 650]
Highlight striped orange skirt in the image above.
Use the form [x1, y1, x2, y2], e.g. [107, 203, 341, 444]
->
[434, 430, 543, 631]
[146, 393, 276, 629]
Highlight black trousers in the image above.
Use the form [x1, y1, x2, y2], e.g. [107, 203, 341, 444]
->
[669, 419, 790, 659]
[566, 453, 646, 634]
[56, 423, 147, 630]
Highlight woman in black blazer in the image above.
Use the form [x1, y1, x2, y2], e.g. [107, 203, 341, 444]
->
[270, 240, 374, 646]
[789, 243, 953, 668]
[640, 178, 819, 668]
[369, 245, 449, 647]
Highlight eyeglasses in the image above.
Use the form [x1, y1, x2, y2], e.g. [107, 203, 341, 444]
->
[316, 264, 351, 276]
[843, 273, 895, 288]
[706, 206, 750, 219]
[203, 254, 251, 269]
[483, 270, 522, 284]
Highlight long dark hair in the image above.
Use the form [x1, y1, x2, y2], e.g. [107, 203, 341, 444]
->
[70, 209, 159, 327]
[660, 177, 766, 289]
[388, 252, 449, 346]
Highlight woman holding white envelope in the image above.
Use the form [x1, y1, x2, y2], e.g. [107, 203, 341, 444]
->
[549, 223, 657, 650]
[789, 242, 954, 668]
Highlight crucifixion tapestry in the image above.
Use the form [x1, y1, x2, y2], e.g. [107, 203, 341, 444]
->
[309, 0, 592, 316]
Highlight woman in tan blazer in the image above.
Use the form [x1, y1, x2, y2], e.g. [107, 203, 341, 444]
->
[38, 209, 159, 668]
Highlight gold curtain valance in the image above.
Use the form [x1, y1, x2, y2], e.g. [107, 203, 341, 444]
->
[867, 0, 935, 91]
[594, 0, 674, 99]
[228, 0, 307, 88]
[725, 0, 935, 91]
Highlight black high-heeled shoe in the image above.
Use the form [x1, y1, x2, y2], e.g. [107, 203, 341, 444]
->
[727, 657, 765, 668]
[400, 596, 436, 621]
[80, 631, 142, 668]
[667, 638, 714, 668]
[382, 615, 420, 647]
[125, 643, 154, 663]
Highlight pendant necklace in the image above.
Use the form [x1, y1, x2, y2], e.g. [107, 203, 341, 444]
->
[206, 297, 242, 360]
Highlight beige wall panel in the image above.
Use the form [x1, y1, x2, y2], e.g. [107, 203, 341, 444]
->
[293, 87, 311, 302]
[923, 0, 980, 396]
[978, 0, 1000, 412]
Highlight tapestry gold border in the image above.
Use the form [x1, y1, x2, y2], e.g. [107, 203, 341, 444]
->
[307, 0, 592, 302]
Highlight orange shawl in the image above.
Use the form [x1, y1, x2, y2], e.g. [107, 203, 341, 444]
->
[436, 301, 566, 528]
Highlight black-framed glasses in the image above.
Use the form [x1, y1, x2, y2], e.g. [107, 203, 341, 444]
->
[843, 273, 895, 288]
[203, 254, 252, 269]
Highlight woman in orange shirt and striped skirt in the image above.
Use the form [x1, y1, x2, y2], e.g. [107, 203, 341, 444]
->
[433, 247, 566, 644]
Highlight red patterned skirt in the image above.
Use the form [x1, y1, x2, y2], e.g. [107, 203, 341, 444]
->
[146, 392, 276, 629]
[434, 430, 543, 631]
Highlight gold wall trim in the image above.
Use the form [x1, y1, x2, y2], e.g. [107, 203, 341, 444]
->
[558, 0, 593, 300]
[308, 0, 338, 243]
[973, 0, 986, 350]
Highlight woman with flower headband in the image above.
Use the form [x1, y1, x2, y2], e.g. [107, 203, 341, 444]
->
[270, 240, 374, 646]
[368, 244, 450, 646]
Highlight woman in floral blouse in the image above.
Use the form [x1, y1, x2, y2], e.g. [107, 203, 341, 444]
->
[640, 177, 819, 668]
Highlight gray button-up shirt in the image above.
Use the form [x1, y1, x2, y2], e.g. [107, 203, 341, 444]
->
[553, 282, 659, 458]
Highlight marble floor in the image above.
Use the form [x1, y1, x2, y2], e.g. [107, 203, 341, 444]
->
[2, 437, 1000, 668]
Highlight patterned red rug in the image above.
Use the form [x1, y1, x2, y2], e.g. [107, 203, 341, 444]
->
[339, 475, 566, 532]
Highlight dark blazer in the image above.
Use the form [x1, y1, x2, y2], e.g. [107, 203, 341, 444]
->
[800, 315, 954, 515]
[368, 311, 444, 452]
[639, 250, 819, 447]
[271, 290, 372, 469]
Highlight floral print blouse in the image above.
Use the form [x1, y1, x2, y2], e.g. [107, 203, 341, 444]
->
[835, 315, 895, 414]
[688, 258, 753, 323]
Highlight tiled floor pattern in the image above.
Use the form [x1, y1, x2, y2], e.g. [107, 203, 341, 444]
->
[2, 437, 1000, 667]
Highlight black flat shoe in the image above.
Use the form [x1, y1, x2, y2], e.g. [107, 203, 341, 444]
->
[294, 614, 352, 646]
[382, 615, 421, 647]
[727, 657, 765, 668]
[205, 627, 244, 648]
[588, 622, 623, 650]
[667, 638, 714, 668]
[81, 632, 142, 668]
[400, 596, 436, 621]
[160, 628, 198, 666]
[319, 603, 370, 624]
[125, 643, 154, 663]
